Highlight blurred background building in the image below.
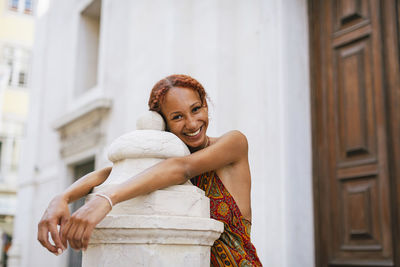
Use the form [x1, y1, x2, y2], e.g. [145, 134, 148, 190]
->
[0, 0, 34, 266]
[2, 0, 400, 267]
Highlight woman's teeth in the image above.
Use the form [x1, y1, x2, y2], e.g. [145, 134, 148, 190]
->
[186, 128, 201, 136]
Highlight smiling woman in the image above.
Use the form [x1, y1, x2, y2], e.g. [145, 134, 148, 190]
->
[37, 74, 262, 266]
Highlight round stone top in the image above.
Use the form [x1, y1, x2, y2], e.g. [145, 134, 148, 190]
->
[108, 130, 190, 161]
[107, 111, 189, 162]
[136, 111, 166, 131]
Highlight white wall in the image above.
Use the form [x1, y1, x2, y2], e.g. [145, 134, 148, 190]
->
[13, 0, 314, 266]
[280, 1, 314, 266]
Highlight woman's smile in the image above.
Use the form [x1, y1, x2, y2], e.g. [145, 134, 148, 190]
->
[184, 127, 201, 136]
[182, 125, 206, 146]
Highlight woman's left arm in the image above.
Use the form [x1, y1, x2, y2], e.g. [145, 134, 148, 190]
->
[61, 130, 248, 251]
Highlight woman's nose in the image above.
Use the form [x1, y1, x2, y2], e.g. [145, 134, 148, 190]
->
[185, 116, 197, 130]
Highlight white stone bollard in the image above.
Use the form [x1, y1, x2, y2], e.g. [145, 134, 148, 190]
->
[82, 111, 224, 267]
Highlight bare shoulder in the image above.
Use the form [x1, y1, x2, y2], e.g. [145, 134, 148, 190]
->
[213, 130, 248, 154]
[181, 130, 249, 178]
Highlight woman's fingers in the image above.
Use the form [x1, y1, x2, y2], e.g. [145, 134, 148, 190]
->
[61, 197, 111, 251]
[37, 222, 58, 254]
[48, 223, 65, 252]
[59, 216, 69, 249]
[63, 214, 90, 250]
[82, 224, 95, 251]
[67, 218, 85, 250]
[72, 222, 87, 250]
[60, 219, 73, 248]
[37, 195, 71, 254]
[66, 222, 79, 250]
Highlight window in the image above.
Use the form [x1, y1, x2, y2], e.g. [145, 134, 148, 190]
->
[18, 72, 26, 86]
[7, 62, 13, 85]
[10, 138, 18, 172]
[10, 0, 18, 10]
[0, 141, 2, 171]
[0, 141, 3, 182]
[75, 0, 101, 96]
[3, 46, 15, 85]
[1, 46, 30, 88]
[24, 0, 32, 14]
[8, 0, 33, 15]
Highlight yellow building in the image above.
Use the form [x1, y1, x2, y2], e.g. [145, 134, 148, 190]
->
[0, 0, 34, 265]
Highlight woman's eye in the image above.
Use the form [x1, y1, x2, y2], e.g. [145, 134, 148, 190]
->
[172, 115, 182, 120]
[192, 106, 201, 112]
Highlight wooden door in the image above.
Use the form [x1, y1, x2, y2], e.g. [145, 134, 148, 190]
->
[309, 0, 400, 266]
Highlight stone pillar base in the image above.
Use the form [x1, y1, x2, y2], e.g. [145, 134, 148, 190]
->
[83, 215, 223, 267]
[84, 244, 210, 267]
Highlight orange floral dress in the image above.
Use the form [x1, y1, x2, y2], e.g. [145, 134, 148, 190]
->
[191, 171, 262, 267]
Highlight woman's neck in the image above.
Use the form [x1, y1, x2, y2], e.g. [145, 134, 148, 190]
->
[189, 136, 210, 153]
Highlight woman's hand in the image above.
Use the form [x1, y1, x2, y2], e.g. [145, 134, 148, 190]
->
[37, 194, 70, 255]
[60, 195, 112, 251]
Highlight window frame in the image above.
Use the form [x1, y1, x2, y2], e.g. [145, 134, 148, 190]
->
[7, 0, 34, 15]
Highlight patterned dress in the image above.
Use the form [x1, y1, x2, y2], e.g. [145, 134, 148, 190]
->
[191, 171, 262, 267]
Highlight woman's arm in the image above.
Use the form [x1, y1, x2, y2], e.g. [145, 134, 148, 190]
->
[62, 166, 112, 203]
[61, 130, 248, 251]
[37, 166, 112, 255]
[108, 130, 247, 205]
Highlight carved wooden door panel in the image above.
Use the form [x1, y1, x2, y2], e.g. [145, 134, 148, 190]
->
[310, 0, 400, 266]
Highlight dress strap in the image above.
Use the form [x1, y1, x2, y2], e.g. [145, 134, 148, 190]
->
[212, 171, 252, 227]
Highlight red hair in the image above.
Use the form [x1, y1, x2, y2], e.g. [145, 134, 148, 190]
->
[148, 74, 207, 112]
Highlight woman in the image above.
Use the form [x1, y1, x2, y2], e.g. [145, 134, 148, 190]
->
[38, 74, 262, 266]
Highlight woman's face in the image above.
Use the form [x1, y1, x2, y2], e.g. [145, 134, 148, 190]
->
[160, 87, 209, 151]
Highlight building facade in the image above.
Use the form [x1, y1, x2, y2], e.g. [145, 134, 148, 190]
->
[9, 0, 400, 267]
[0, 0, 34, 265]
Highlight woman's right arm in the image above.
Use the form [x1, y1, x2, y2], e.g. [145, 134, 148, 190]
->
[37, 166, 112, 255]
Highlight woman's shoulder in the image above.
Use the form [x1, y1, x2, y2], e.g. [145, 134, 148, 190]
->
[212, 130, 248, 153]
[182, 130, 248, 178]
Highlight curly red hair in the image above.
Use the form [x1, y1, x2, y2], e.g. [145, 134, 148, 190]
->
[148, 74, 208, 113]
